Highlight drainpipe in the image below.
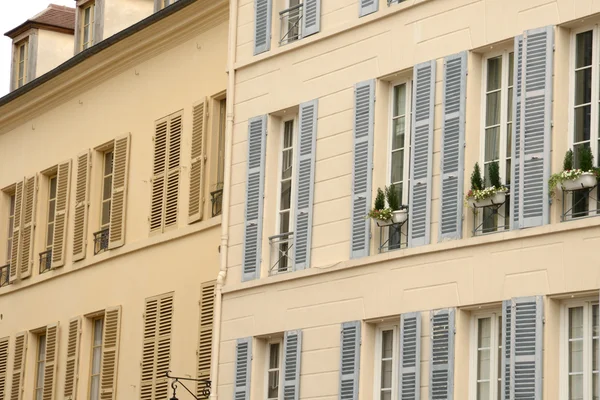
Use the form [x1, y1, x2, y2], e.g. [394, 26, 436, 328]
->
[210, 0, 238, 397]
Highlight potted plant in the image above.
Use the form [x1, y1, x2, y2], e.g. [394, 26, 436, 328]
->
[465, 162, 508, 208]
[386, 184, 408, 224]
[367, 188, 393, 227]
[549, 148, 599, 195]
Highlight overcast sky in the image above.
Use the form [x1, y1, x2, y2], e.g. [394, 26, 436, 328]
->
[0, 1, 72, 97]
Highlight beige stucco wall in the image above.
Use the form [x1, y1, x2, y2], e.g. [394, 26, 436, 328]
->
[35, 30, 74, 78]
[103, 0, 154, 39]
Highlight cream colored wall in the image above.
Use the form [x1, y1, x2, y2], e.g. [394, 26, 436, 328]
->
[36, 30, 74, 78]
[103, 0, 154, 39]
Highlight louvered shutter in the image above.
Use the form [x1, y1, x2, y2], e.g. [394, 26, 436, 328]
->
[51, 160, 71, 268]
[400, 312, 421, 400]
[302, 0, 321, 37]
[510, 296, 543, 400]
[234, 337, 252, 400]
[429, 309, 455, 400]
[409, 61, 436, 248]
[439, 52, 466, 241]
[10, 332, 26, 400]
[189, 99, 208, 224]
[94, 0, 104, 44]
[242, 115, 267, 282]
[64, 317, 82, 400]
[109, 134, 131, 249]
[19, 175, 37, 279]
[253, 0, 272, 55]
[0, 336, 8, 400]
[100, 306, 121, 400]
[9, 181, 23, 282]
[359, 0, 378, 17]
[151, 120, 168, 234]
[42, 323, 59, 400]
[140, 297, 157, 400]
[350, 80, 375, 259]
[501, 300, 511, 400]
[339, 321, 361, 400]
[283, 330, 302, 400]
[73, 151, 91, 261]
[165, 114, 182, 229]
[197, 281, 215, 399]
[510, 36, 523, 230]
[293, 100, 318, 270]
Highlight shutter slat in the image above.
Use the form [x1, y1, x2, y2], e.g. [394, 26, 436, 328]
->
[234, 337, 252, 400]
[339, 321, 361, 400]
[73, 151, 91, 261]
[189, 99, 208, 224]
[429, 309, 455, 400]
[302, 0, 321, 37]
[100, 306, 121, 400]
[400, 312, 421, 400]
[501, 300, 511, 400]
[64, 317, 82, 400]
[108, 134, 131, 249]
[10, 332, 27, 400]
[9, 181, 24, 282]
[511, 36, 523, 230]
[19, 175, 37, 279]
[283, 330, 302, 400]
[197, 281, 216, 399]
[253, 0, 272, 55]
[0, 336, 9, 400]
[42, 323, 59, 400]
[52, 160, 72, 268]
[359, 0, 378, 17]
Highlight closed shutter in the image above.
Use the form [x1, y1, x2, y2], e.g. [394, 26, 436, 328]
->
[242, 115, 267, 282]
[253, 0, 272, 55]
[51, 160, 72, 268]
[283, 330, 302, 400]
[42, 323, 59, 400]
[93, 0, 104, 44]
[189, 99, 208, 224]
[64, 317, 82, 400]
[359, 0, 378, 17]
[165, 114, 182, 229]
[73, 151, 91, 261]
[510, 36, 523, 230]
[0, 336, 8, 400]
[108, 134, 131, 249]
[501, 300, 511, 400]
[19, 175, 38, 279]
[400, 312, 421, 400]
[234, 337, 252, 400]
[293, 100, 318, 270]
[439, 52, 467, 241]
[302, 0, 321, 37]
[350, 80, 375, 259]
[429, 309, 455, 400]
[151, 120, 168, 234]
[510, 296, 543, 400]
[10, 332, 27, 400]
[197, 281, 216, 399]
[100, 306, 121, 400]
[9, 181, 24, 282]
[409, 61, 436, 248]
[339, 321, 361, 400]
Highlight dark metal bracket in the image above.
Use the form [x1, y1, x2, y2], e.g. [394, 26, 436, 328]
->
[166, 371, 211, 400]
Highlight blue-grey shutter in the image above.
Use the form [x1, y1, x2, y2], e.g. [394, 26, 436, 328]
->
[510, 296, 543, 400]
[359, 0, 378, 17]
[350, 80, 375, 259]
[429, 309, 455, 400]
[409, 61, 436, 247]
[283, 330, 302, 400]
[242, 116, 267, 281]
[302, 0, 321, 37]
[234, 337, 252, 400]
[510, 35, 523, 230]
[293, 100, 318, 270]
[519, 26, 554, 228]
[439, 52, 467, 241]
[501, 300, 512, 400]
[254, 0, 272, 55]
[339, 321, 361, 400]
[400, 312, 421, 400]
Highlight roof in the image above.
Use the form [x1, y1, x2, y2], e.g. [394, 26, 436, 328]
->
[5, 4, 76, 39]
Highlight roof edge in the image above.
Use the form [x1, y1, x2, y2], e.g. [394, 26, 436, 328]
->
[5, 21, 75, 39]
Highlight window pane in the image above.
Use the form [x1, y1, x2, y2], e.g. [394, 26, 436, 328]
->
[570, 307, 584, 339]
[391, 150, 404, 185]
[50, 177, 57, 199]
[381, 330, 393, 359]
[49, 199, 56, 222]
[575, 68, 592, 106]
[10, 195, 15, 215]
[574, 105, 592, 143]
[381, 391, 392, 400]
[269, 343, 280, 369]
[477, 349, 490, 380]
[478, 318, 491, 348]
[92, 346, 102, 375]
[280, 180, 292, 210]
[94, 318, 103, 345]
[576, 31, 593, 69]
[381, 359, 392, 389]
[487, 57, 502, 91]
[508, 52, 515, 86]
[284, 122, 294, 148]
[268, 370, 279, 398]
[392, 117, 406, 150]
[484, 127, 500, 162]
[101, 201, 111, 226]
[393, 84, 406, 118]
[593, 304, 599, 337]
[282, 149, 293, 180]
[477, 381, 490, 400]
[569, 374, 584, 400]
[46, 224, 54, 247]
[507, 87, 514, 123]
[569, 340, 583, 373]
[279, 211, 290, 234]
[485, 92, 501, 127]
[593, 372, 599, 400]
[103, 176, 112, 201]
[90, 376, 100, 400]
[104, 152, 114, 175]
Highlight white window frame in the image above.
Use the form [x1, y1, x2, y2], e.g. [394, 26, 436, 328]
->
[372, 324, 398, 400]
[264, 338, 283, 400]
[100, 149, 114, 231]
[387, 79, 412, 207]
[80, 1, 96, 50]
[35, 333, 47, 400]
[46, 175, 58, 252]
[89, 316, 104, 400]
[15, 39, 28, 88]
[275, 116, 297, 236]
[6, 192, 15, 264]
[469, 311, 502, 400]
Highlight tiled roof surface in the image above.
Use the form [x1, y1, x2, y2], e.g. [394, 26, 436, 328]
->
[5, 3, 75, 38]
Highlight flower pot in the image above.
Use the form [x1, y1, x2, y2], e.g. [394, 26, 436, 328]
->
[375, 218, 393, 227]
[561, 172, 597, 191]
[468, 191, 507, 208]
[391, 209, 408, 224]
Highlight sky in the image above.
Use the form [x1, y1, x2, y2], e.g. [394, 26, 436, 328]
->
[0, 0, 73, 97]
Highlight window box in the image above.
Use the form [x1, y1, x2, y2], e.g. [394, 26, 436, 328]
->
[392, 209, 408, 224]
[468, 190, 507, 208]
[560, 171, 597, 191]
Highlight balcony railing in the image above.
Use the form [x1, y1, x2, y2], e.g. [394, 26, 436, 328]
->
[269, 231, 294, 276]
[0, 264, 9, 287]
[279, 3, 302, 46]
[94, 228, 110, 255]
[39, 250, 52, 274]
[471, 190, 510, 236]
[211, 188, 223, 218]
[560, 184, 599, 221]
[378, 215, 409, 253]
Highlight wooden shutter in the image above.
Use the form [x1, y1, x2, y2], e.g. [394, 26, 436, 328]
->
[0, 336, 8, 400]
[189, 99, 208, 224]
[242, 116, 267, 282]
[350, 80, 375, 259]
[510, 35, 523, 231]
[10, 332, 27, 400]
[359, 0, 378, 17]
[519, 26, 554, 228]
[293, 99, 318, 270]
[93, 0, 105, 44]
[253, 0, 272, 55]
[100, 306, 122, 400]
[51, 160, 72, 268]
[339, 321, 361, 400]
[19, 175, 37, 279]
[510, 296, 543, 400]
[302, 0, 321, 37]
[283, 330, 302, 400]
[151, 120, 168, 234]
[64, 317, 82, 400]
[165, 114, 182, 230]
[439, 52, 467, 241]
[409, 61, 436, 248]
[197, 281, 215, 398]
[42, 323, 59, 400]
[429, 309, 455, 400]
[9, 181, 24, 282]
[108, 134, 131, 249]
[501, 300, 511, 400]
[73, 151, 91, 261]
[400, 312, 421, 400]
[233, 337, 252, 400]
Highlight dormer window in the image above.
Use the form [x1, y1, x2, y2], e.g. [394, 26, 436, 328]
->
[15, 38, 29, 88]
[80, 1, 96, 50]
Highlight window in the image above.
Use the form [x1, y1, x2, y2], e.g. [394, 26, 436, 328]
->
[6, 193, 15, 264]
[15, 39, 28, 88]
[280, 0, 302, 45]
[374, 325, 397, 400]
[266, 340, 282, 399]
[80, 2, 96, 50]
[35, 334, 47, 400]
[89, 317, 104, 400]
[41, 175, 57, 273]
[470, 312, 502, 400]
[101, 151, 113, 231]
[211, 98, 227, 218]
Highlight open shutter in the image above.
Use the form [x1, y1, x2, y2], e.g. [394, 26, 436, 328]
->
[510, 36, 523, 230]
[156, 296, 173, 400]
[100, 306, 121, 400]
[64, 317, 82, 400]
[73, 151, 91, 261]
[350, 80, 375, 259]
[140, 298, 158, 400]
[51, 160, 71, 268]
[359, 0, 378, 17]
[93, 0, 104, 44]
[151, 120, 168, 234]
[409, 61, 436, 248]
[510, 296, 543, 400]
[302, 0, 321, 37]
[234, 337, 252, 400]
[519, 26, 553, 228]
[189, 99, 208, 224]
[339, 321, 361, 400]
[197, 281, 216, 399]
[501, 300, 511, 400]
[10, 332, 26, 400]
[165, 114, 182, 229]
[439, 52, 467, 241]
[293, 100, 318, 270]
[9, 180, 23, 282]
[42, 323, 59, 400]
[19, 175, 37, 279]
[242, 115, 267, 282]
[253, 0, 272, 55]
[400, 312, 421, 400]
[0, 336, 8, 400]
[108, 134, 131, 249]
[283, 330, 302, 400]
[429, 309, 455, 400]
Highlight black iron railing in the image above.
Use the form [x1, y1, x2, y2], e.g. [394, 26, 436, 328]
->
[211, 188, 223, 217]
[560, 184, 599, 221]
[39, 250, 52, 274]
[0, 264, 9, 287]
[94, 228, 110, 255]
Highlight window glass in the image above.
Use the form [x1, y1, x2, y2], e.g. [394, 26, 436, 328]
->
[7, 194, 15, 263]
[46, 176, 58, 249]
[267, 342, 280, 400]
[90, 317, 104, 400]
[35, 334, 47, 400]
[380, 329, 393, 400]
[477, 318, 491, 400]
[101, 151, 114, 230]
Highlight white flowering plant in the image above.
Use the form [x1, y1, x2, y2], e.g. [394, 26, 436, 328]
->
[548, 168, 600, 197]
[465, 185, 508, 202]
[548, 148, 600, 197]
[367, 207, 393, 221]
